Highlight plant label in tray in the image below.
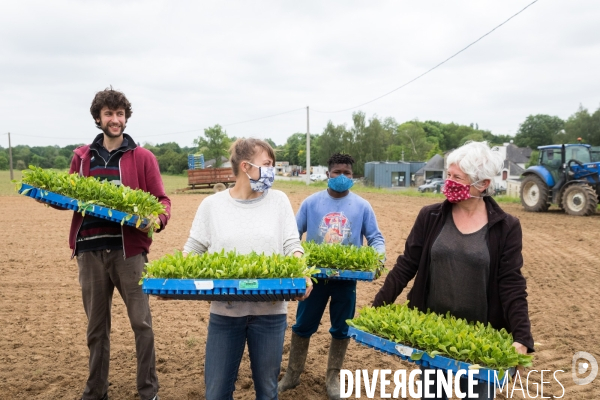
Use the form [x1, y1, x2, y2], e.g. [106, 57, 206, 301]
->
[194, 280, 214, 290]
[395, 344, 414, 357]
[239, 280, 259, 289]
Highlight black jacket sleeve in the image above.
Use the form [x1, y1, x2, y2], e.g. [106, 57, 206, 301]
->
[497, 217, 534, 352]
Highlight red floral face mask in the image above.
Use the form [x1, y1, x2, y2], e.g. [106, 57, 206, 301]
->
[442, 179, 481, 203]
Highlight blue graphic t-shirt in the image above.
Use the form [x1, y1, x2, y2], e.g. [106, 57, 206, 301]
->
[296, 190, 385, 255]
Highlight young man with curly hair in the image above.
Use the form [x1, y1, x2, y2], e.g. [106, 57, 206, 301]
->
[279, 153, 385, 400]
[65, 87, 170, 400]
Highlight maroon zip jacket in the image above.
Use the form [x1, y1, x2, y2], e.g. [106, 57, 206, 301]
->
[373, 197, 534, 352]
[67, 134, 171, 258]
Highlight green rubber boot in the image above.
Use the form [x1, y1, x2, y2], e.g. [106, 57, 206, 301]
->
[326, 338, 350, 400]
[278, 332, 311, 393]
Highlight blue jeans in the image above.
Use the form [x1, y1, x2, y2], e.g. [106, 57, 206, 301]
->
[292, 279, 356, 339]
[420, 368, 493, 400]
[205, 313, 287, 400]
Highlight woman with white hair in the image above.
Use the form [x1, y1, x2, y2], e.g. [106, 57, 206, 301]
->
[373, 141, 534, 399]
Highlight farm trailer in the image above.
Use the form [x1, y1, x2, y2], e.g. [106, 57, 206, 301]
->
[187, 167, 236, 189]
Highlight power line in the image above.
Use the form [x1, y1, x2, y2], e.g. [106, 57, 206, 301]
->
[140, 107, 306, 138]
[312, 0, 539, 114]
[223, 107, 306, 127]
[6, 2, 539, 142]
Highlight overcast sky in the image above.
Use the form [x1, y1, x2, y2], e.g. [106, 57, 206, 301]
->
[2, 0, 600, 148]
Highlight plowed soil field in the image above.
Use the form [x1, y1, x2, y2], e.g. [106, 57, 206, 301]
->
[1, 187, 598, 399]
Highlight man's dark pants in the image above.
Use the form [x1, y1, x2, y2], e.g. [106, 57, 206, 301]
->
[77, 249, 158, 400]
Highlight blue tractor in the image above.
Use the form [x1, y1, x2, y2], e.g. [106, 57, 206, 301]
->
[520, 144, 600, 216]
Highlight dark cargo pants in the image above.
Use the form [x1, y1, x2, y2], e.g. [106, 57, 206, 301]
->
[77, 249, 158, 400]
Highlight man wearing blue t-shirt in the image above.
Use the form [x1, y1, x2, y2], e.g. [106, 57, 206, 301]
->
[279, 153, 385, 399]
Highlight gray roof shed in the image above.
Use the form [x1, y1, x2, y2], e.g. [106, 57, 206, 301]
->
[415, 154, 444, 175]
[503, 159, 525, 176]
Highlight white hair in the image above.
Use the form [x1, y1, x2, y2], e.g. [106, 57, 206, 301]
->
[446, 141, 503, 187]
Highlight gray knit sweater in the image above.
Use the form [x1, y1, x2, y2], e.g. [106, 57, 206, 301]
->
[184, 189, 303, 317]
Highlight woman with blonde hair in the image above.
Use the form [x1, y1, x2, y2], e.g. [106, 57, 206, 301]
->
[373, 141, 534, 400]
[183, 138, 312, 400]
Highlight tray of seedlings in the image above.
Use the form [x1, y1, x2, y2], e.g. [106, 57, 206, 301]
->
[141, 250, 317, 301]
[347, 303, 533, 385]
[303, 242, 385, 282]
[17, 166, 166, 230]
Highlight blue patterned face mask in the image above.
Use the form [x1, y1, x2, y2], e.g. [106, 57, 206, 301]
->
[246, 162, 275, 192]
[328, 174, 354, 192]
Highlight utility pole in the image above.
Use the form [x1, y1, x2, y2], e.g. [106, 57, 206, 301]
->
[306, 106, 311, 185]
[8, 132, 13, 180]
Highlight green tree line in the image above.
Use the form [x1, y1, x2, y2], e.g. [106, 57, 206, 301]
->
[0, 144, 82, 171]
[0, 142, 196, 175]
[513, 105, 600, 148]
[3, 103, 599, 175]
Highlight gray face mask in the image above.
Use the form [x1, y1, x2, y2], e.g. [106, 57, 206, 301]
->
[245, 162, 275, 192]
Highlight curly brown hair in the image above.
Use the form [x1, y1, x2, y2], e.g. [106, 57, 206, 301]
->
[90, 86, 133, 128]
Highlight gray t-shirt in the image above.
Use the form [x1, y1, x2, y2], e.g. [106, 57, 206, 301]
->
[426, 213, 490, 324]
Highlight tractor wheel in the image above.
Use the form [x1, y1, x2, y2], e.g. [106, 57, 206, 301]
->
[520, 175, 549, 212]
[561, 184, 598, 216]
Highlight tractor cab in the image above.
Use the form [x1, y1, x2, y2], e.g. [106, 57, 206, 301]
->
[538, 143, 591, 167]
[591, 146, 600, 162]
[565, 145, 592, 164]
[537, 144, 592, 187]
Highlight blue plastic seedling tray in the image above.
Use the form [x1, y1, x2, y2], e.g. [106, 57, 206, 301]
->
[312, 267, 375, 281]
[18, 183, 149, 229]
[142, 278, 307, 301]
[348, 327, 514, 385]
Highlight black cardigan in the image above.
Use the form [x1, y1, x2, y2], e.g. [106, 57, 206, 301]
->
[373, 197, 534, 352]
